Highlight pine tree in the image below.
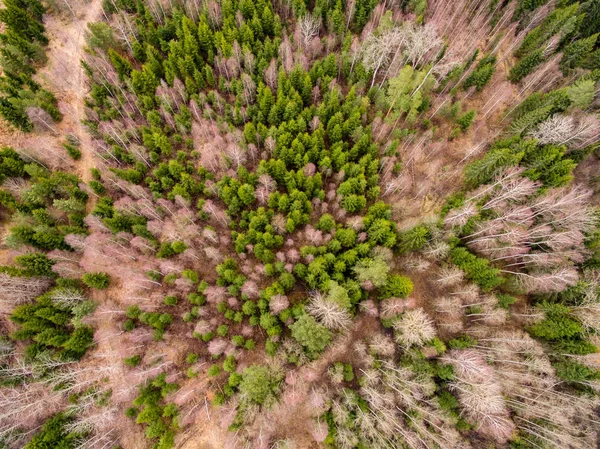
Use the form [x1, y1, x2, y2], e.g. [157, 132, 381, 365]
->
[109, 49, 133, 81]
[509, 49, 544, 83]
[0, 0, 47, 44]
[560, 33, 599, 73]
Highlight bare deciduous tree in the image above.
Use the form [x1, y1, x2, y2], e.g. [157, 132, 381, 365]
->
[306, 292, 352, 330]
[530, 114, 600, 149]
[392, 308, 436, 348]
[297, 14, 321, 48]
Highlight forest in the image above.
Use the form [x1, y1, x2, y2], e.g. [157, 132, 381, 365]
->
[0, 0, 600, 448]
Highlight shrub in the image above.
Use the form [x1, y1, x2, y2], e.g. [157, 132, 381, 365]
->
[397, 225, 430, 253]
[223, 355, 236, 372]
[89, 180, 106, 194]
[208, 364, 221, 376]
[182, 269, 199, 283]
[353, 257, 390, 288]
[528, 303, 583, 340]
[463, 54, 496, 91]
[10, 292, 95, 360]
[553, 359, 600, 385]
[123, 319, 135, 331]
[124, 355, 142, 367]
[130, 374, 178, 449]
[13, 253, 55, 277]
[164, 296, 178, 306]
[456, 110, 475, 131]
[188, 293, 206, 306]
[496, 294, 517, 309]
[81, 272, 110, 289]
[62, 142, 81, 160]
[560, 33, 599, 73]
[231, 335, 245, 346]
[380, 274, 414, 299]
[186, 353, 199, 364]
[317, 214, 336, 231]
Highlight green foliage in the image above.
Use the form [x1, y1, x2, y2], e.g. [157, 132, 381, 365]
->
[0, 146, 25, 182]
[397, 225, 431, 253]
[157, 240, 188, 258]
[124, 354, 142, 367]
[353, 257, 390, 288]
[579, 0, 600, 38]
[553, 359, 600, 386]
[81, 272, 110, 289]
[9, 252, 56, 277]
[131, 374, 178, 449]
[385, 65, 435, 123]
[208, 364, 221, 376]
[509, 50, 544, 83]
[109, 48, 132, 81]
[88, 180, 105, 194]
[24, 413, 76, 449]
[61, 3, 600, 445]
[123, 319, 135, 331]
[325, 280, 353, 309]
[496, 294, 517, 309]
[513, 0, 549, 21]
[0, 0, 61, 131]
[456, 110, 475, 131]
[450, 247, 504, 291]
[238, 364, 282, 405]
[223, 355, 236, 372]
[317, 214, 336, 232]
[126, 305, 172, 340]
[528, 303, 584, 340]
[567, 78, 596, 110]
[85, 22, 117, 51]
[448, 334, 477, 349]
[515, 3, 577, 57]
[164, 295, 178, 306]
[560, 33, 599, 73]
[290, 314, 332, 358]
[5, 167, 87, 250]
[10, 286, 95, 360]
[463, 54, 496, 91]
[465, 135, 575, 189]
[380, 274, 414, 299]
[62, 142, 81, 160]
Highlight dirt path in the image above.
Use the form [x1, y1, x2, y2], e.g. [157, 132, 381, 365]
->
[36, 0, 105, 182]
[0, 1, 104, 179]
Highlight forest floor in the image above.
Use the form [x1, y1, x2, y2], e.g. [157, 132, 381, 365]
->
[38, 0, 103, 183]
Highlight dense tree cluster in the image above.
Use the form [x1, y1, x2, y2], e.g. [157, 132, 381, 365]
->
[0, 148, 88, 251]
[9, 278, 95, 360]
[511, 2, 600, 81]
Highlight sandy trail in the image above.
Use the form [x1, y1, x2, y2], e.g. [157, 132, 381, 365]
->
[0, 0, 104, 179]
[36, 0, 105, 181]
